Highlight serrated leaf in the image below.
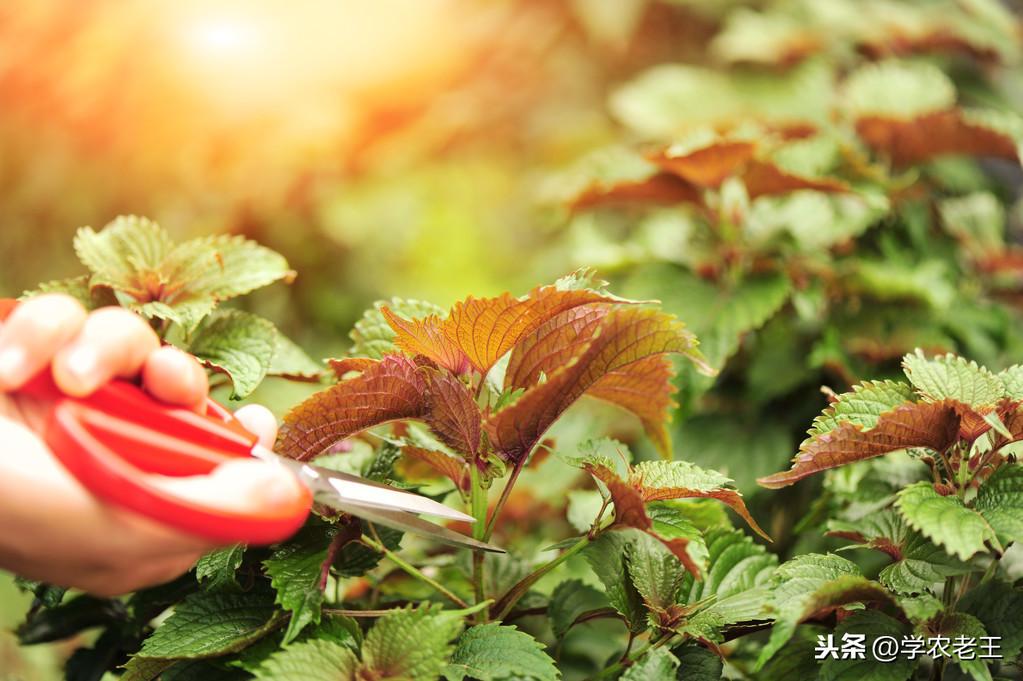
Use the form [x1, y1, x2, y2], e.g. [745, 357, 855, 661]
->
[634, 460, 767, 540]
[277, 354, 427, 461]
[268, 331, 323, 381]
[857, 109, 1019, 167]
[974, 464, 1023, 545]
[827, 510, 971, 595]
[895, 482, 999, 561]
[958, 580, 1023, 660]
[423, 369, 482, 459]
[819, 610, 914, 681]
[188, 310, 277, 399]
[672, 642, 723, 680]
[548, 579, 610, 638]
[21, 274, 118, 309]
[382, 306, 470, 374]
[902, 350, 1003, 409]
[361, 605, 463, 680]
[137, 592, 282, 660]
[263, 526, 333, 644]
[401, 445, 469, 491]
[350, 298, 446, 360]
[680, 529, 778, 605]
[583, 531, 647, 632]
[646, 503, 710, 575]
[621, 646, 679, 680]
[487, 307, 711, 464]
[806, 381, 917, 441]
[587, 355, 678, 459]
[252, 639, 358, 681]
[195, 545, 244, 591]
[626, 532, 684, 616]
[756, 554, 895, 669]
[72, 216, 292, 332]
[651, 139, 756, 188]
[939, 612, 992, 681]
[443, 281, 647, 377]
[443, 623, 559, 681]
[759, 400, 959, 488]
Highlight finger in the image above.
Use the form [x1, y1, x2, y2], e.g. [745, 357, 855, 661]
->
[52, 307, 160, 397]
[234, 404, 278, 449]
[143, 346, 209, 410]
[154, 458, 307, 515]
[0, 294, 87, 390]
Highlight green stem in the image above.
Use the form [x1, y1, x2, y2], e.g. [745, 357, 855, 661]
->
[469, 464, 488, 615]
[360, 533, 469, 609]
[492, 535, 591, 621]
[590, 634, 678, 681]
[483, 461, 524, 540]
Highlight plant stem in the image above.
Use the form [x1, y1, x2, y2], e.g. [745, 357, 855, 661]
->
[469, 463, 488, 617]
[360, 532, 469, 609]
[492, 535, 591, 621]
[590, 633, 678, 681]
[483, 460, 524, 540]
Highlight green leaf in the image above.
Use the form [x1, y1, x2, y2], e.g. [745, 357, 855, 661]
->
[21, 275, 118, 309]
[188, 310, 277, 399]
[361, 605, 464, 680]
[939, 192, 1005, 260]
[998, 365, 1023, 401]
[680, 529, 777, 604]
[194, 545, 245, 591]
[940, 612, 992, 681]
[901, 350, 1003, 408]
[672, 642, 723, 680]
[583, 531, 647, 631]
[974, 464, 1023, 546]
[819, 611, 914, 681]
[646, 503, 710, 575]
[548, 579, 610, 639]
[756, 554, 893, 670]
[263, 526, 333, 644]
[443, 623, 559, 681]
[958, 580, 1023, 660]
[137, 591, 281, 660]
[163, 234, 293, 308]
[806, 381, 916, 441]
[269, 331, 323, 380]
[349, 298, 446, 359]
[827, 510, 971, 595]
[758, 625, 823, 681]
[895, 482, 999, 561]
[252, 639, 358, 681]
[74, 215, 173, 291]
[626, 532, 684, 615]
[621, 647, 678, 680]
[844, 60, 955, 119]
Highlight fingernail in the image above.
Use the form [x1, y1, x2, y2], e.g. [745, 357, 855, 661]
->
[64, 346, 100, 390]
[0, 346, 28, 386]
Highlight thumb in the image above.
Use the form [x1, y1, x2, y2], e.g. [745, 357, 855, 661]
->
[154, 458, 308, 516]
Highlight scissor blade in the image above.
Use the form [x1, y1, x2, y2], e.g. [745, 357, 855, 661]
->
[342, 500, 505, 553]
[252, 446, 474, 522]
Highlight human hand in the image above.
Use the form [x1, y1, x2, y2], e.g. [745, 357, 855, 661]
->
[0, 294, 306, 596]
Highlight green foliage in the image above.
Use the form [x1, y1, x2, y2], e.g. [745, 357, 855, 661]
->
[443, 624, 559, 681]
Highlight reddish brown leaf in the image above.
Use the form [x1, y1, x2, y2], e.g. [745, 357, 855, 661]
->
[742, 160, 849, 199]
[423, 369, 483, 460]
[585, 462, 701, 576]
[401, 446, 470, 492]
[504, 306, 609, 391]
[587, 356, 678, 460]
[649, 141, 756, 188]
[442, 285, 632, 378]
[381, 306, 470, 374]
[570, 173, 702, 212]
[856, 110, 1019, 167]
[758, 400, 961, 488]
[486, 307, 711, 464]
[328, 357, 379, 378]
[277, 354, 428, 461]
[637, 476, 768, 542]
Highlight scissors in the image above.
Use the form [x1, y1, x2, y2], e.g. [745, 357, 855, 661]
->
[16, 369, 503, 553]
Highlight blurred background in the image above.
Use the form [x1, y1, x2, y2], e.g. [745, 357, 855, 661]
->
[2, 1, 1023, 678]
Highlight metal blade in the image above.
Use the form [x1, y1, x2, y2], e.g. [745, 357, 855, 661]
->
[252, 446, 475, 522]
[340, 500, 505, 553]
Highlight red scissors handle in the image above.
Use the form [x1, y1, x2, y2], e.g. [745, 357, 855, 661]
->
[19, 371, 311, 544]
